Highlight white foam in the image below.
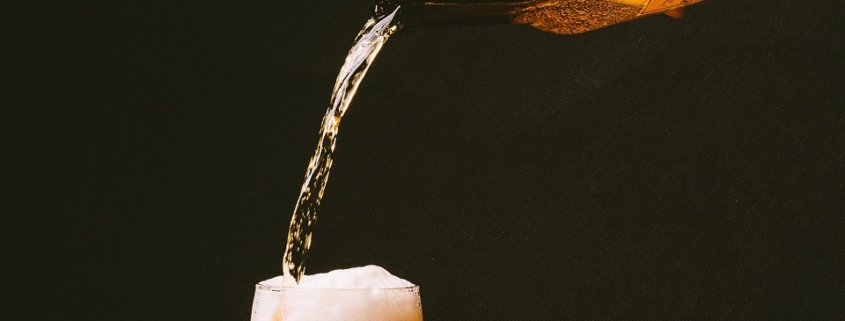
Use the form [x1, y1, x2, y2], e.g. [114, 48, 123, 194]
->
[251, 266, 422, 321]
[261, 265, 415, 289]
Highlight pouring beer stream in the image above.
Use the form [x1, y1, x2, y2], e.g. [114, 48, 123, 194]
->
[281, 0, 710, 284]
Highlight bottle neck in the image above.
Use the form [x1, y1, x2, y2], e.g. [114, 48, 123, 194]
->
[376, 1, 531, 30]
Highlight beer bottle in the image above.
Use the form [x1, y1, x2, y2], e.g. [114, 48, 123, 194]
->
[374, 0, 707, 34]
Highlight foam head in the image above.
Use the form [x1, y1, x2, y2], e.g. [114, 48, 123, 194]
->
[251, 266, 422, 321]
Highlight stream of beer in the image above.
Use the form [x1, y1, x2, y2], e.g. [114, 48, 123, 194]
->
[282, 8, 401, 284]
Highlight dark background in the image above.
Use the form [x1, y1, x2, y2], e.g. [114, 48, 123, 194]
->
[47, 0, 843, 320]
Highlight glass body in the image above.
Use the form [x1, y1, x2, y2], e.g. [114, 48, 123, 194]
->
[251, 283, 423, 321]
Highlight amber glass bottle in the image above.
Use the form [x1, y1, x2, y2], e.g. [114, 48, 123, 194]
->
[375, 0, 707, 34]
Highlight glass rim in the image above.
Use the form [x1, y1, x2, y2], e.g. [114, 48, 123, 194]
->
[255, 283, 420, 292]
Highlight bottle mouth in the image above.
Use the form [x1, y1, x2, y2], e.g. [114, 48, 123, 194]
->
[373, 0, 401, 19]
[372, 1, 518, 30]
[373, 1, 417, 33]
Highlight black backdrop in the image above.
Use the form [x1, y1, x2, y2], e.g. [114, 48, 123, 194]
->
[48, 1, 844, 320]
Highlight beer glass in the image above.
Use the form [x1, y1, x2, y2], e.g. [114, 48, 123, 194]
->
[251, 283, 423, 321]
